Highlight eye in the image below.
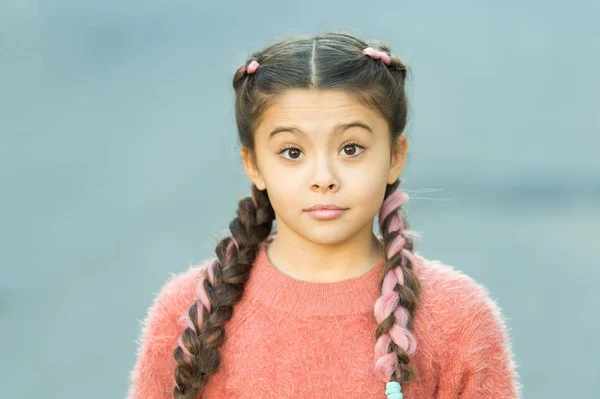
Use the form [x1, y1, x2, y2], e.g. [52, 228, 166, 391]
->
[340, 141, 366, 157]
[277, 145, 304, 160]
[277, 141, 366, 161]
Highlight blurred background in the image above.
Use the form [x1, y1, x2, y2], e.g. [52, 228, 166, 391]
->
[1, 1, 598, 398]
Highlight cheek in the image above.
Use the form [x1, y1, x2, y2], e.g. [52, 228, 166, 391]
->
[350, 163, 388, 206]
[260, 167, 301, 211]
[262, 162, 295, 190]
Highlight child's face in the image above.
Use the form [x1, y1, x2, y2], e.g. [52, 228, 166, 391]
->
[242, 88, 407, 246]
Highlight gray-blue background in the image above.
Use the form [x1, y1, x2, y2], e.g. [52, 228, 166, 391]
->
[1, 1, 598, 398]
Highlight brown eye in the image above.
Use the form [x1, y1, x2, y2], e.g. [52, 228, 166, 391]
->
[340, 142, 365, 157]
[287, 148, 301, 159]
[343, 144, 357, 156]
[278, 142, 365, 162]
[278, 146, 304, 160]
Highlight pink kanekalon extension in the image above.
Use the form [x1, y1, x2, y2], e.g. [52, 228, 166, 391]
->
[363, 47, 392, 65]
[373, 188, 417, 383]
[177, 236, 240, 364]
[177, 335, 194, 364]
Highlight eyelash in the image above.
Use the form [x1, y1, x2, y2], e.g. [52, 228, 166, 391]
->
[277, 141, 367, 161]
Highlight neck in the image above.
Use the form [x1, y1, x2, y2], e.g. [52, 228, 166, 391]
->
[266, 225, 386, 283]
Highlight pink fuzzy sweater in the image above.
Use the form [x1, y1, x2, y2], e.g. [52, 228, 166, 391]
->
[126, 240, 522, 398]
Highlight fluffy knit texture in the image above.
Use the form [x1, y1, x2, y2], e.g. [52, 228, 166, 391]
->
[126, 239, 522, 398]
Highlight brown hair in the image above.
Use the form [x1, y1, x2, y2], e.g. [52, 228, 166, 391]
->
[172, 31, 421, 398]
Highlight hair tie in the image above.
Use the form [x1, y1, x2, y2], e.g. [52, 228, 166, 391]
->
[246, 60, 259, 74]
[363, 47, 391, 65]
[385, 381, 403, 399]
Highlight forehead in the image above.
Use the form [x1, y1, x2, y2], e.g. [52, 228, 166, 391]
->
[257, 89, 385, 134]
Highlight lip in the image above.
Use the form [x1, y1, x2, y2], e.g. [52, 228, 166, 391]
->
[304, 204, 347, 211]
[305, 209, 346, 220]
[304, 204, 347, 221]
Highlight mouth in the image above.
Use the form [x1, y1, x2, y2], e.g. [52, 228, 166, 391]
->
[304, 205, 347, 211]
[304, 207, 347, 221]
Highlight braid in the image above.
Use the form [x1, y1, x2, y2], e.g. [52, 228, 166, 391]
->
[172, 184, 275, 399]
[373, 179, 422, 387]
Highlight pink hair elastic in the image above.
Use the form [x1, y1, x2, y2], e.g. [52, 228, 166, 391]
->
[363, 47, 392, 65]
[246, 60, 259, 74]
[245, 47, 390, 74]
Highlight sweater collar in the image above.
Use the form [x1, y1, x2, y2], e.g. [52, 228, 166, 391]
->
[243, 237, 386, 317]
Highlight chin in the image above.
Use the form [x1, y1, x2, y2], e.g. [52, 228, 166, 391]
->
[302, 226, 359, 245]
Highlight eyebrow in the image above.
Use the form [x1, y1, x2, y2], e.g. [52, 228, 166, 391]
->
[267, 121, 373, 142]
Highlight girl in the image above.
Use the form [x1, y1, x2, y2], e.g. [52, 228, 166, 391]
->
[125, 32, 522, 399]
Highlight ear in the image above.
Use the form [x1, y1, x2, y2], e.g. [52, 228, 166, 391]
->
[387, 135, 408, 185]
[241, 147, 266, 190]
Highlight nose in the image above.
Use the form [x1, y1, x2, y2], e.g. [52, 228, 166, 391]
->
[309, 155, 340, 192]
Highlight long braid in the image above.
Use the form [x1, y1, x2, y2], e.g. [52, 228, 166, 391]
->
[172, 184, 275, 399]
[373, 179, 422, 388]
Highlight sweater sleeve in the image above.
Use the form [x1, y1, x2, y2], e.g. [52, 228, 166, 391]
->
[125, 264, 205, 399]
[452, 280, 523, 399]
